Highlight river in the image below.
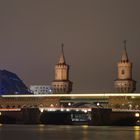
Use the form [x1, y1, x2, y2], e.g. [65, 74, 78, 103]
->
[0, 125, 140, 140]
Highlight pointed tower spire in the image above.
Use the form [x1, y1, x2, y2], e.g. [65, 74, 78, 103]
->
[59, 43, 66, 64]
[121, 40, 129, 62]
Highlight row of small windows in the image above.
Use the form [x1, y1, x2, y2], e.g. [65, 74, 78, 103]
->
[34, 90, 50, 92]
[116, 83, 132, 86]
[53, 85, 68, 88]
[33, 87, 50, 89]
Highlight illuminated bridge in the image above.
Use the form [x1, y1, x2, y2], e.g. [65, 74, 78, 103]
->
[0, 93, 140, 110]
[0, 93, 140, 125]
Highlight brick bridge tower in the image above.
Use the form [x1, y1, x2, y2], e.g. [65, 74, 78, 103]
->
[52, 44, 72, 93]
[114, 41, 136, 93]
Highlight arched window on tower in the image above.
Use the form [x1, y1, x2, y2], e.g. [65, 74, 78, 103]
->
[122, 69, 125, 75]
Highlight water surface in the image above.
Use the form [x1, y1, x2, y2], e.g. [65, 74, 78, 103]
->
[0, 125, 140, 140]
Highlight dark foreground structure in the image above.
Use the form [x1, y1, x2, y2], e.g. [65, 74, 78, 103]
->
[0, 108, 140, 126]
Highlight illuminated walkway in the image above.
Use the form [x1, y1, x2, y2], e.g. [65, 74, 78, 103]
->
[1, 93, 140, 98]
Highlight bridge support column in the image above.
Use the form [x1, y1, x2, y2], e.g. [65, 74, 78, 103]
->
[21, 108, 41, 124]
[90, 108, 112, 125]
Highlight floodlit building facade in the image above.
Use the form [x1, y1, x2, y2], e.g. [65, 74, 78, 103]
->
[30, 85, 53, 94]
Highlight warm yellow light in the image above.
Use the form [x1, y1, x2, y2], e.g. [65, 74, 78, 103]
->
[132, 96, 135, 99]
[50, 104, 54, 107]
[135, 113, 140, 117]
[82, 125, 89, 129]
[60, 108, 64, 111]
[68, 102, 71, 106]
[88, 109, 92, 111]
[0, 112, 1, 116]
[66, 109, 70, 111]
[40, 108, 44, 113]
[83, 109, 88, 113]
[2, 93, 140, 98]
[38, 124, 45, 132]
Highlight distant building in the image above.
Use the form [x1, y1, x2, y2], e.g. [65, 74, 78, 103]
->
[52, 44, 72, 93]
[0, 70, 29, 95]
[30, 85, 53, 94]
[114, 41, 136, 93]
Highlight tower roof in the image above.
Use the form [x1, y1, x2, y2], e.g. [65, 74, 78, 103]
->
[121, 40, 129, 62]
[58, 43, 66, 64]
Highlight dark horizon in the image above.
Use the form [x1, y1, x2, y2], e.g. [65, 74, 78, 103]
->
[0, 0, 140, 93]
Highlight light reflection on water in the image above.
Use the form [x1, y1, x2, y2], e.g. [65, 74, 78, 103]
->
[0, 125, 140, 140]
[134, 126, 140, 140]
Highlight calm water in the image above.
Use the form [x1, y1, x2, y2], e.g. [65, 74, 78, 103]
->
[0, 125, 140, 140]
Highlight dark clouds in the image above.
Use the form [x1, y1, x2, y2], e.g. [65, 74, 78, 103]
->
[0, 0, 140, 93]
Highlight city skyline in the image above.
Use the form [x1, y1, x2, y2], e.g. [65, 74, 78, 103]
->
[0, 0, 140, 93]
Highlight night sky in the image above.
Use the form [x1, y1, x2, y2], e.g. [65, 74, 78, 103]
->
[0, 0, 140, 93]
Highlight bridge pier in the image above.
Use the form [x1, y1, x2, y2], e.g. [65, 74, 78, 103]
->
[90, 108, 112, 125]
[21, 108, 41, 124]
